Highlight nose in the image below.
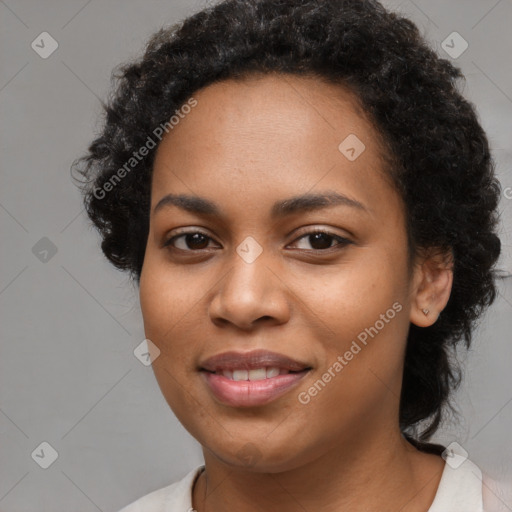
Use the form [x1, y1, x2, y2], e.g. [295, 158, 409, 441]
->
[208, 244, 291, 331]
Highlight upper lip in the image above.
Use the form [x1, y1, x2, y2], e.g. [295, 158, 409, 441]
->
[199, 349, 311, 372]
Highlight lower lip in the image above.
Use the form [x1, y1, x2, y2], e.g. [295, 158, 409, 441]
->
[200, 370, 310, 407]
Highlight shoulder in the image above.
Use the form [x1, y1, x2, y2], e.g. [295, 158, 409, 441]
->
[117, 465, 204, 512]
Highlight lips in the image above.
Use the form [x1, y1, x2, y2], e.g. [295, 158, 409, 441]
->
[199, 349, 311, 373]
[199, 349, 312, 407]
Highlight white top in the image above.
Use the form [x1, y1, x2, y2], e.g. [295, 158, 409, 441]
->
[118, 458, 484, 512]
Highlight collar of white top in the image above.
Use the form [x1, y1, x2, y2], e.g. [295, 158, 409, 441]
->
[117, 459, 484, 512]
[427, 458, 483, 512]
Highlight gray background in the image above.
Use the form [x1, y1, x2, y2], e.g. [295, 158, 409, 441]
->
[1, 0, 511, 510]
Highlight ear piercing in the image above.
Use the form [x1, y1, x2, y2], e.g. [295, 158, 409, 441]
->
[422, 308, 429, 316]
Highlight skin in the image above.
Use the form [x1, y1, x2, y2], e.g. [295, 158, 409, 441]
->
[139, 73, 454, 512]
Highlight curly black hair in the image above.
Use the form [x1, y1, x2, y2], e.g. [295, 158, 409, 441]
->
[72, 0, 502, 447]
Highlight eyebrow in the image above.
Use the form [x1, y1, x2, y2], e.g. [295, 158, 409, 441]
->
[153, 191, 369, 219]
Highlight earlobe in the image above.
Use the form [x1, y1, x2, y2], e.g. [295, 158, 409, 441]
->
[410, 249, 453, 328]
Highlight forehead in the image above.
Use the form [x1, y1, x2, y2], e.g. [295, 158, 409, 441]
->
[151, 73, 397, 217]
[155, 72, 383, 156]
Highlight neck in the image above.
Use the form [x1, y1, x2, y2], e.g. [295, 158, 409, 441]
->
[192, 426, 445, 512]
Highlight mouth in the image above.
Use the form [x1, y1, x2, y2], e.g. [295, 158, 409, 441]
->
[199, 350, 312, 407]
[202, 366, 307, 381]
[199, 369, 311, 407]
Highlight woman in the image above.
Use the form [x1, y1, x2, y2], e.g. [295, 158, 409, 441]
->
[73, 0, 503, 510]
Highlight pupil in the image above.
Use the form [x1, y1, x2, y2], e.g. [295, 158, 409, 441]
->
[187, 233, 209, 249]
[310, 233, 332, 250]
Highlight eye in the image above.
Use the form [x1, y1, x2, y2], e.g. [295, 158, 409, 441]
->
[163, 228, 352, 253]
[163, 231, 219, 251]
[288, 229, 352, 251]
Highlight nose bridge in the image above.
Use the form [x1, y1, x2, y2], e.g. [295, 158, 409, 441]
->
[226, 235, 272, 304]
[209, 235, 289, 328]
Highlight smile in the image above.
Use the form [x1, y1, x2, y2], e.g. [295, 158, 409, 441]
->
[200, 367, 311, 407]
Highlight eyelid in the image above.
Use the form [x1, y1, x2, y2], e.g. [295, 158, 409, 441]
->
[289, 225, 351, 241]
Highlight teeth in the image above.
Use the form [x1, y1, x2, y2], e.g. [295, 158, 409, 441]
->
[266, 367, 280, 378]
[232, 369, 248, 381]
[220, 367, 287, 381]
[222, 369, 233, 380]
[248, 368, 266, 381]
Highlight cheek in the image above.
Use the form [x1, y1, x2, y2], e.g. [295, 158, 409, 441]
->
[293, 271, 408, 436]
[140, 261, 204, 426]
[140, 249, 201, 335]
[296, 248, 410, 392]
[139, 254, 203, 383]
[299, 257, 405, 337]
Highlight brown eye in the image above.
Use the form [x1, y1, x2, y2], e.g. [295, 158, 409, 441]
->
[289, 230, 352, 251]
[164, 232, 215, 251]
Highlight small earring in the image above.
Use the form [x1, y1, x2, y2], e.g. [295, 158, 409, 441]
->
[422, 309, 429, 316]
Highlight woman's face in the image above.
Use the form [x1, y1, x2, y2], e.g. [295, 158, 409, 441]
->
[140, 74, 422, 471]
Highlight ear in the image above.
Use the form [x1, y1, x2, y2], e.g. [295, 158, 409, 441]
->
[410, 248, 454, 327]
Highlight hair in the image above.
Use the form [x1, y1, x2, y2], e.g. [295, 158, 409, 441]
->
[72, 0, 502, 446]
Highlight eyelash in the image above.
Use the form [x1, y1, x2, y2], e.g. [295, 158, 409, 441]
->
[163, 228, 352, 253]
